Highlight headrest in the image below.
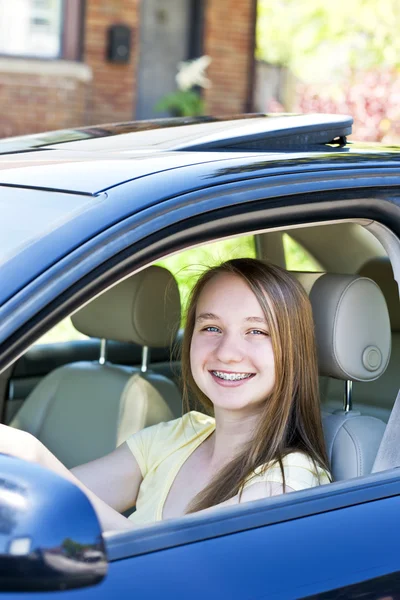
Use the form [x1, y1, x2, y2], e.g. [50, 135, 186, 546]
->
[294, 272, 391, 382]
[358, 257, 400, 332]
[72, 266, 181, 347]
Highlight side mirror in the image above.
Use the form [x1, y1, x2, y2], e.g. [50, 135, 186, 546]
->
[0, 454, 107, 591]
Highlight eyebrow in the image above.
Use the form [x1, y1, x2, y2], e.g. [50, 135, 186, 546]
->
[196, 313, 267, 324]
[196, 312, 219, 322]
[244, 316, 267, 324]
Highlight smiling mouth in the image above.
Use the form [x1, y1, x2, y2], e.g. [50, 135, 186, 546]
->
[211, 371, 255, 381]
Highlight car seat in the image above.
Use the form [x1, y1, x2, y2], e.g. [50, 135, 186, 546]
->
[295, 272, 391, 481]
[320, 257, 399, 422]
[10, 266, 181, 468]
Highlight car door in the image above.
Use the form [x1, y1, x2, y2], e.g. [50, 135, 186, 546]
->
[1, 160, 400, 598]
[1, 471, 398, 599]
[100, 472, 400, 600]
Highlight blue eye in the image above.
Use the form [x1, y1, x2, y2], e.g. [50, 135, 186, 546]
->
[249, 329, 268, 336]
[204, 326, 220, 333]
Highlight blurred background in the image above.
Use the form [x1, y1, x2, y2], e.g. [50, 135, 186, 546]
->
[0, 0, 254, 136]
[0, 0, 400, 144]
[0, 0, 398, 142]
[256, 0, 400, 144]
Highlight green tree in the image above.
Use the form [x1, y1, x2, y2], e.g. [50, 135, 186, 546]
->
[257, 0, 400, 81]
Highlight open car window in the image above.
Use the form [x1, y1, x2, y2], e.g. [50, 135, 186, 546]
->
[13, 218, 397, 454]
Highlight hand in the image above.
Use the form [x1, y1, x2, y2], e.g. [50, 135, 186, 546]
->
[0, 424, 41, 464]
[0, 424, 137, 533]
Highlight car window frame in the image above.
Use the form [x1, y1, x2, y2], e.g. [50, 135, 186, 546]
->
[1, 182, 400, 563]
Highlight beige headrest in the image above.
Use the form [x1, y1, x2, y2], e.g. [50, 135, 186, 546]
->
[295, 272, 391, 382]
[72, 266, 180, 347]
[358, 257, 400, 332]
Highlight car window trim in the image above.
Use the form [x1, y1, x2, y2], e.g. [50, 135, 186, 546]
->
[106, 468, 400, 561]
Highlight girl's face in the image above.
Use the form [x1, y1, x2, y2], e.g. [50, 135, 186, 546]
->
[190, 272, 276, 412]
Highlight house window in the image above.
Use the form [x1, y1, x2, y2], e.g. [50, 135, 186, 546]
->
[0, 0, 83, 60]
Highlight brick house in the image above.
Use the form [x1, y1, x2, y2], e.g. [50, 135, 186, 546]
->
[0, 0, 256, 138]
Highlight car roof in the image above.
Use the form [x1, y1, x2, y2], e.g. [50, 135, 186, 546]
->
[0, 113, 352, 153]
[1, 113, 399, 196]
[2, 112, 400, 309]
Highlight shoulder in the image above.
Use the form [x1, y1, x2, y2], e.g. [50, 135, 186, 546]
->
[281, 452, 323, 471]
[125, 411, 214, 477]
[180, 410, 215, 435]
[282, 452, 330, 480]
[163, 410, 215, 449]
[127, 410, 213, 446]
[245, 452, 331, 492]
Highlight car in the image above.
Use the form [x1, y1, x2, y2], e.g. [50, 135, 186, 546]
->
[0, 113, 399, 598]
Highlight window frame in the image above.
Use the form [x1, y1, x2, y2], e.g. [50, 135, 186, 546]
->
[62, 0, 85, 61]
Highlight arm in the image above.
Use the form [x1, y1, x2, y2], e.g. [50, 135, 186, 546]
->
[71, 444, 141, 514]
[0, 424, 142, 533]
[42, 442, 143, 533]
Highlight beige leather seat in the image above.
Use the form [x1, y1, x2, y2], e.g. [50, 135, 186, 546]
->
[321, 257, 400, 422]
[296, 272, 391, 480]
[11, 266, 182, 469]
[355, 257, 399, 420]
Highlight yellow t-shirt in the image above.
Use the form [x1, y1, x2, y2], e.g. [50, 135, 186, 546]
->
[126, 411, 330, 527]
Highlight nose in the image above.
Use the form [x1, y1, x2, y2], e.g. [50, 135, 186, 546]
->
[215, 331, 244, 364]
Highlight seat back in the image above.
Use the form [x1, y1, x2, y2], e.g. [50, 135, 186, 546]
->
[295, 272, 391, 480]
[11, 266, 182, 468]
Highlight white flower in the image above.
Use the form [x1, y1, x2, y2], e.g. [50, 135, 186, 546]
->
[176, 55, 212, 91]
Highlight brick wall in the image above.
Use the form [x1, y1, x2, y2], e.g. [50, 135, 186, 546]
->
[203, 0, 256, 116]
[83, 0, 140, 125]
[0, 59, 91, 138]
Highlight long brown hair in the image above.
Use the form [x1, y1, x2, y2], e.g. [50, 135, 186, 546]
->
[181, 258, 330, 513]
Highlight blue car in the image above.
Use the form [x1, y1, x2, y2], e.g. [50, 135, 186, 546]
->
[0, 114, 399, 599]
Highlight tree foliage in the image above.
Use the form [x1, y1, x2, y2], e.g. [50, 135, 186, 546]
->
[257, 0, 400, 80]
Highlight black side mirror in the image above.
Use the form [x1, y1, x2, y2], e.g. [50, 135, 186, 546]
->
[0, 454, 107, 591]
